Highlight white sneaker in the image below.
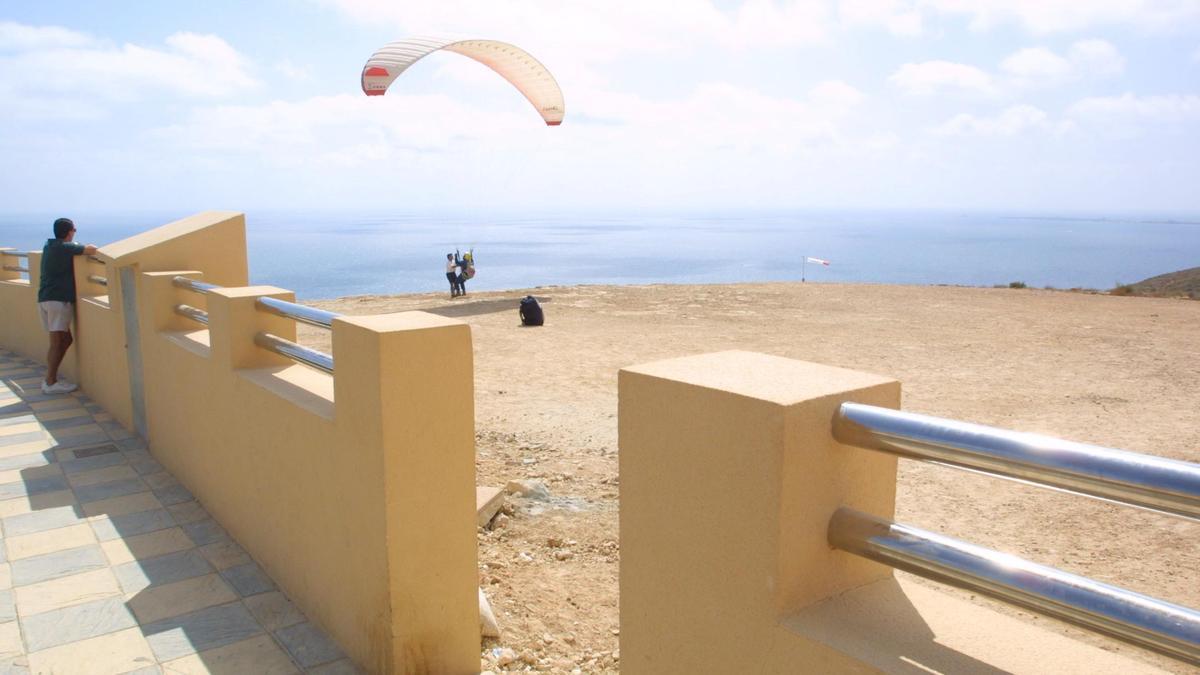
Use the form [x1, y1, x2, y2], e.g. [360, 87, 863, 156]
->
[42, 380, 78, 395]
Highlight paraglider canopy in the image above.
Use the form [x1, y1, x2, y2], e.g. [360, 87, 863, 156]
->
[361, 36, 565, 126]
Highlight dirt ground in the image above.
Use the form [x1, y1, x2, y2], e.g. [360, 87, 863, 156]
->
[301, 282, 1200, 674]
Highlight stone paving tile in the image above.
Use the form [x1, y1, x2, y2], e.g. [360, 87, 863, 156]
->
[74, 477, 149, 504]
[6, 523, 95, 560]
[0, 621, 22, 661]
[0, 475, 68, 501]
[152, 483, 192, 506]
[90, 508, 175, 541]
[113, 549, 212, 594]
[15, 568, 121, 617]
[72, 443, 119, 459]
[81, 491, 162, 518]
[67, 463, 138, 488]
[101, 528, 193, 567]
[243, 591, 305, 632]
[0, 452, 51, 473]
[181, 519, 226, 547]
[20, 596, 138, 652]
[198, 539, 250, 571]
[11, 545, 107, 586]
[60, 450, 127, 474]
[0, 489, 75, 520]
[128, 573, 239, 625]
[142, 601, 263, 662]
[51, 429, 116, 450]
[40, 415, 95, 431]
[0, 352, 350, 674]
[3, 505, 84, 537]
[165, 501, 208, 525]
[26, 626, 156, 675]
[115, 438, 147, 452]
[0, 433, 44, 449]
[308, 658, 363, 674]
[220, 562, 276, 597]
[0, 462, 60, 486]
[164, 634, 299, 674]
[275, 622, 346, 669]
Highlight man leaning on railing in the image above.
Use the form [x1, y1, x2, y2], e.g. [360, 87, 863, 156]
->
[38, 217, 98, 394]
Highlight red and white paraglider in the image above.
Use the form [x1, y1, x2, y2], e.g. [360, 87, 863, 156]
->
[361, 36, 565, 126]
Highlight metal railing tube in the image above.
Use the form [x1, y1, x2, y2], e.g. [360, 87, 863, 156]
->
[834, 403, 1200, 521]
[828, 508, 1200, 666]
[254, 332, 333, 374]
[174, 304, 209, 325]
[172, 276, 221, 295]
[87, 274, 108, 287]
[255, 296, 340, 329]
[2, 266, 28, 274]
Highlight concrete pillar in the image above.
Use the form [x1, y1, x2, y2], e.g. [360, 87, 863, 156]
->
[619, 350, 900, 674]
[140, 271, 206, 334]
[333, 312, 478, 674]
[0, 249, 20, 282]
[205, 286, 297, 371]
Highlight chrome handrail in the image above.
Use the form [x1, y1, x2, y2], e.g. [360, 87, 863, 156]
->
[175, 304, 208, 325]
[2, 266, 28, 274]
[165, 275, 337, 371]
[829, 508, 1200, 666]
[172, 275, 221, 295]
[256, 296, 340, 329]
[87, 274, 108, 287]
[834, 403, 1200, 521]
[254, 332, 333, 374]
[2, 251, 29, 259]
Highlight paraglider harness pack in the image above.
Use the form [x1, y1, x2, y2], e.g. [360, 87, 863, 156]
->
[519, 296, 544, 326]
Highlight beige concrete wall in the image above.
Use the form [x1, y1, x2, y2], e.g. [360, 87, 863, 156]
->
[137, 272, 478, 674]
[72, 256, 131, 428]
[0, 249, 54, 369]
[619, 350, 1164, 674]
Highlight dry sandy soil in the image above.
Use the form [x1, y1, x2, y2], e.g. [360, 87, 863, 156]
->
[300, 282, 1200, 674]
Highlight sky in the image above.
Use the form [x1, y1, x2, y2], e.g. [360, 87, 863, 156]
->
[1, 1, 1199, 214]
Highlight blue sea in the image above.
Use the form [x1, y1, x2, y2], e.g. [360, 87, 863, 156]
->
[2, 210, 1197, 300]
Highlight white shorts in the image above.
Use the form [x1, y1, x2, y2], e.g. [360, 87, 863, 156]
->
[39, 301, 74, 333]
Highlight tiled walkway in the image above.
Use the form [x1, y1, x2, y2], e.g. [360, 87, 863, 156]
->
[0, 349, 360, 675]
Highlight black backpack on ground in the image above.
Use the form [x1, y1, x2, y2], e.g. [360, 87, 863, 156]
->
[519, 296, 544, 326]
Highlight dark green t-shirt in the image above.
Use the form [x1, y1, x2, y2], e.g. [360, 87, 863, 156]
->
[38, 238, 86, 303]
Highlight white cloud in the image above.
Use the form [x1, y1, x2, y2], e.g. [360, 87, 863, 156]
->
[934, 104, 1049, 136]
[1068, 39, 1126, 77]
[922, 0, 1200, 34]
[1065, 92, 1200, 139]
[0, 21, 94, 50]
[1069, 92, 1200, 122]
[1001, 40, 1125, 87]
[809, 80, 866, 108]
[839, 0, 924, 36]
[0, 23, 257, 102]
[274, 59, 312, 82]
[889, 60, 994, 95]
[323, 0, 832, 61]
[1000, 48, 1072, 82]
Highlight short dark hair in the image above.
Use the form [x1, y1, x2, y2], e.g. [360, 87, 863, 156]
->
[447, 253, 453, 259]
[53, 217, 75, 239]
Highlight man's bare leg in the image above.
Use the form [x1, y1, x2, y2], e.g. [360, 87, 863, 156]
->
[46, 330, 72, 385]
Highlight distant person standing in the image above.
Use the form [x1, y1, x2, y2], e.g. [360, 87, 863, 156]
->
[38, 218, 97, 394]
[455, 249, 469, 297]
[446, 253, 461, 298]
